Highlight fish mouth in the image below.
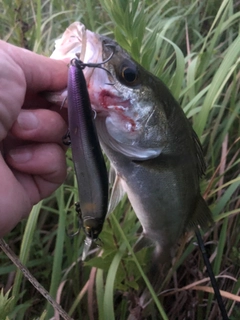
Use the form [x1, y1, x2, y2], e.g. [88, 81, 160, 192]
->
[51, 22, 103, 84]
[48, 22, 103, 105]
[51, 21, 101, 66]
[49, 22, 124, 110]
[50, 22, 132, 118]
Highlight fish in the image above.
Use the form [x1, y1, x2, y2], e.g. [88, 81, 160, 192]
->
[67, 58, 109, 247]
[51, 22, 212, 263]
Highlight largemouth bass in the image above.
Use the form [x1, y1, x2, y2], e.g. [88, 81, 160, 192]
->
[51, 22, 211, 262]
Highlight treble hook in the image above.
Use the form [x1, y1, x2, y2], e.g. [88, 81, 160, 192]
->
[79, 49, 115, 68]
[70, 49, 115, 79]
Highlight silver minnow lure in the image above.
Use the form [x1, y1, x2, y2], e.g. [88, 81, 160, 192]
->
[67, 58, 109, 244]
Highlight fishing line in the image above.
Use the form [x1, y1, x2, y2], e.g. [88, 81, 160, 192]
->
[0, 238, 74, 320]
[195, 229, 229, 320]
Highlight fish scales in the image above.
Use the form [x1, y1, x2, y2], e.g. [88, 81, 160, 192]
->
[95, 39, 211, 256]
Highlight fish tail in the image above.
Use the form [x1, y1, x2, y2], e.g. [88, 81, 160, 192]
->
[187, 195, 213, 231]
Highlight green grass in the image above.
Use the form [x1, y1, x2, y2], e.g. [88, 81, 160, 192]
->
[0, 0, 239, 319]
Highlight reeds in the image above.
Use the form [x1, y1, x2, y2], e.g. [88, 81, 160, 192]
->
[0, 0, 239, 319]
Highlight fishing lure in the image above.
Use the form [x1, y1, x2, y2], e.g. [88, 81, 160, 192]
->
[67, 58, 109, 250]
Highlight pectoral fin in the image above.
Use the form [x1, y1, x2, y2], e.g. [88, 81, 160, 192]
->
[107, 173, 126, 215]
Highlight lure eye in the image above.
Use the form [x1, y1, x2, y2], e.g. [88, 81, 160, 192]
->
[121, 66, 138, 84]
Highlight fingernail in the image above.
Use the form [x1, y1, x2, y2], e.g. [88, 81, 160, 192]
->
[9, 147, 33, 163]
[17, 111, 39, 130]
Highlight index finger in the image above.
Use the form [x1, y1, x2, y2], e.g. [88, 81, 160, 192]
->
[1, 40, 68, 92]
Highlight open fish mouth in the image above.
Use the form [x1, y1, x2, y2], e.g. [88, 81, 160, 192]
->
[49, 22, 104, 104]
[49, 22, 132, 121]
[50, 21, 102, 68]
[50, 22, 87, 61]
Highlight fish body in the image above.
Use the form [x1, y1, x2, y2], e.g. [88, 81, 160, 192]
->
[95, 40, 210, 258]
[52, 22, 211, 260]
[67, 58, 108, 239]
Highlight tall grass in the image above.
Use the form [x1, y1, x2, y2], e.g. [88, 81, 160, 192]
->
[0, 0, 239, 319]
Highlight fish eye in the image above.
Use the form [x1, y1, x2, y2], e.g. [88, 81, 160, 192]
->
[121, 66, 138, 84]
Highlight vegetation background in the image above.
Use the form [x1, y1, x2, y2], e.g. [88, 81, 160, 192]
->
[0, 0, 239, 319]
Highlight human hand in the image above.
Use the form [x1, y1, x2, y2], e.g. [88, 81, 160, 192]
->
[0, 40, 68, 236]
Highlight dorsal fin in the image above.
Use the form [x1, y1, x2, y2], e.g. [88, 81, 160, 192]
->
[186, 196, 213, 231]
[192, 129, 207, 177]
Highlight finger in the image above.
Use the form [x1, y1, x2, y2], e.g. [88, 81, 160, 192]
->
[10, 109, 67, 144]
[6, 143, 67, 203]
[7, 143, 67, 180]
[0, 155, 32, 236]
[1, 40, 68, 92]
[0, 53, 25, 139]
[22, 91, 54, 109]
[0, 143, 67, 236]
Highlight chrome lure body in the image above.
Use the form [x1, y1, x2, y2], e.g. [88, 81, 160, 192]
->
[67, 59, 108, 240]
